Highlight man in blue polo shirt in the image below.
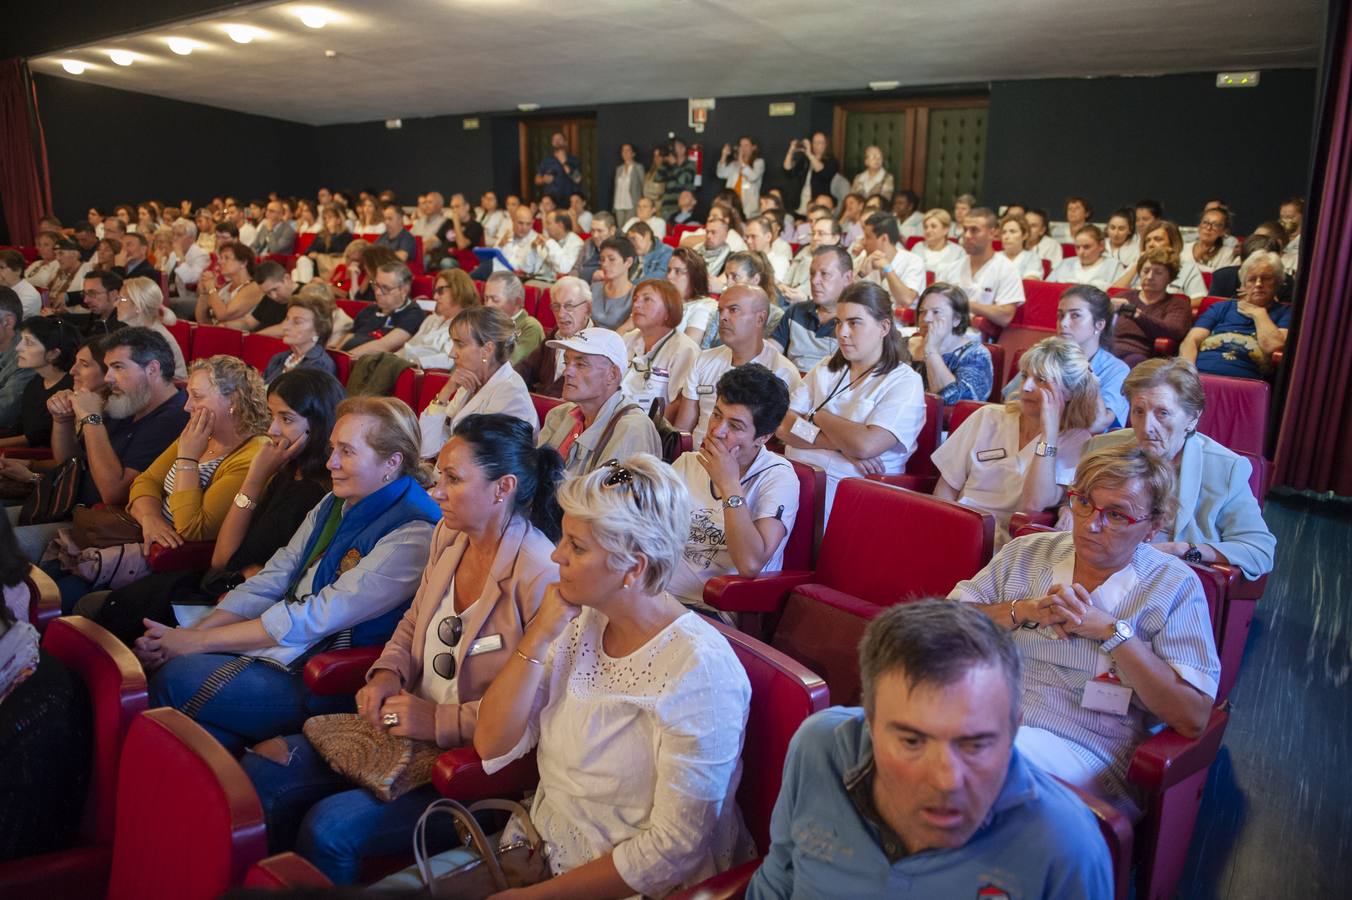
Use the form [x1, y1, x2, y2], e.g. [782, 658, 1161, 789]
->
[747, 600, 1111, 899]
[375, 202, 417, 263]
[770, 244, 855, 371]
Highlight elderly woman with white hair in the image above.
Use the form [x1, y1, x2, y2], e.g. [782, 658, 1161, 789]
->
[951, 441, 1220, 816]
[116, 276, 187, 378]
[1180, 250, 1290, 380]
[388, 454, 754, 897]
[933, 336, 1100, 546]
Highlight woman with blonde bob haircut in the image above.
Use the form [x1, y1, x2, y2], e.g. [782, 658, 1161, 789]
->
[394, 454, 755, 898]
[934, 336, 1100, 546]
[140, 395, 440, 754]
[116, 276, 187, 378]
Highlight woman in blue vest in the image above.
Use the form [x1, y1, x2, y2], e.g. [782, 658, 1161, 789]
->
[138, 396, 440, 755]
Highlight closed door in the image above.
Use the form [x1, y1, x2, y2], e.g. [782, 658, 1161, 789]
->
[841, 110, 907, 196]
[521, 119, 597, 204]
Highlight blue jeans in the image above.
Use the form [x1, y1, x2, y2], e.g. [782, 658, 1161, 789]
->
[242, 734, 458, 885]
[148, 653, 353, 756]
[38, 559, 97, 616]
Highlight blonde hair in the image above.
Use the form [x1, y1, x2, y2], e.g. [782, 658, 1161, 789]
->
[555, 453, 692, 594]
[1071, 442, 1179, 528]
[334, 396, 428, 485]
[188, 356, 269, 436]
[1005, 336, 1100, 432]
[1138, 246, 1180, 282]
[120, 276, 176, 327]
[436, 268, 480, 311]
[922, 208, 952, 229]
[450, 306, 517, 366]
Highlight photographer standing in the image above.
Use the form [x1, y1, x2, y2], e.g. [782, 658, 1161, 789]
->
[782, 132, 840, 215]
[716, 136, 765, 219]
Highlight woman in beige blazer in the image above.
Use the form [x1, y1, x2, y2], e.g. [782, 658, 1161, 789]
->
[241, 412, 564, 884]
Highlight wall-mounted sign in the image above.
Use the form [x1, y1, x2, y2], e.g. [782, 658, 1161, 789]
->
[768, 102, 796, 117]
[689, 97, 716, 132]
[463, 117, 481, 130]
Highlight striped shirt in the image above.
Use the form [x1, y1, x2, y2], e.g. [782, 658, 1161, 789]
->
[160, 454, 226, 521]
[949, 531, 1219, 807]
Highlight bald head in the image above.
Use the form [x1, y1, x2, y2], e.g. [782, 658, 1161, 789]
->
[717, 284, 771, 354]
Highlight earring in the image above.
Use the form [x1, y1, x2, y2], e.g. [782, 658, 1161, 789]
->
[494, 496, 504, 504]
[382, 472, 392, 482]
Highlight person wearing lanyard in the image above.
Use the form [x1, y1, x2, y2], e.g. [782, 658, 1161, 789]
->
[776, 281, 925, 522]
[620, 279, 700, 413]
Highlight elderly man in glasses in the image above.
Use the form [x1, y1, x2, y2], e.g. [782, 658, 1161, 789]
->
[530, 276, 592, 396]
[948, 442, 1219, 818]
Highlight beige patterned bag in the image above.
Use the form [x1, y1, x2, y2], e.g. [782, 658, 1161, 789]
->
[303, 713, 441, 802]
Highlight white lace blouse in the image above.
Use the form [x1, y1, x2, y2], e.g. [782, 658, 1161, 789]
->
[483, 606, 754, 898]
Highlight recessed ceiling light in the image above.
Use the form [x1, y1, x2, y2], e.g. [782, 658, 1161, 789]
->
[518, 103, 540, 112]
[61, 60, 87, 75]
[294, 6, 335, 29]
[109, 50, 135, 66]
[167, 37, 195, 55]
[324, 50, 338, 58]
[224, 24, 261, 44]
[869, 80, 900, 91]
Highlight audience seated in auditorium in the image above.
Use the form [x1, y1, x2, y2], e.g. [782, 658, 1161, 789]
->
[529, 276, 591, 396]
[779, 282, 924, 519]
[622, 195, 668, 243]
[747, 600, 1113, 898]
[1032, 285, 1131, 429]
[915, 209, 963, 274]
[851, 144, 895, 203]
[938, 337, 1099, 547]
[90, 237, 120, 274]
[669, 285, 801, 448]
[1109, 247, 1194, 367]
[537, 327, 661, 475]
[1182, 206, 1239, 273]
[166, 219, 210, 313]
[0, 316, 78, 452]
[1050, 224, 1122, 289]
[618, 279, 701, 413]
[477, 190, 509, 246]
[384, 455, 752, 897]
[1278, 196, 1303, 273]
[89, 369, 343, 645]
[244, 260, 296, 332]
[116, 276, 188, 378]
[772, 244, 855, 370]
[409, 191, 447, 249]
[475, 271, 542, 371]
[998, 214, 1045, 280]
[908, 283, 993, 405]
[661, 245, 714, 344]
[720, 251, 784, 341]
[374, 202, 415, 263]
[954, 443, 1220, 816]
[496, 205, 545, 277]
[717, 135, 766, 218]
[45, 238, 93, 312]
[626, 220, 674, 286]
[668, 363, 798, 613]
[307, 204, 355, 270]
[742, 215, 789, 283]
[1084, 358, 1276, 578]
[573, 211, 613, 283]
[1051, 195, 1093, 242]
[590, 236, 639, 330]
[418, 307, 538, 458]
[252, 200, 298, 256]
[0, 249, 42, 319]
[263, 293, 339, 383]
[139, 396, 438, 755]
[779, 206, 840, 302]
[688, 206, 741, 286]
[1182, 251, 1290, 381]
[342, 262, 426, 357]
[937, 207, 1026, 328]
[22, 231, 60, 290]
[1112, 219, 1207, 303]
[860, 212, 926, 309]
[74, 270, 127, 338]
[0, 513, 94, 863]
[327, 239, 373, 300]
[1208, 231, 1293, 302]
[534, 211, 581, 282]
[196, 242, 262, 328]
[243, 413, 562, 883]
[1023, 208, 1064, 266]
[396, 268, 476, 371]
[1104, 207, 1137, 269]
[0, 292, 34, 432]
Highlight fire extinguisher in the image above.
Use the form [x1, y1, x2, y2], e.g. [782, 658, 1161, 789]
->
[688, 142, 704, 188]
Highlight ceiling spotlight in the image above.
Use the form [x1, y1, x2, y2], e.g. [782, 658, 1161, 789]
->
[224, 25, 260, 44]
[61, 59, 88, 75]
[324, 50, 338, 59]
[167, 37, 195, 55]
[295, 6, 334, 29]
[517, 103, 540, 112]
[109, 50, 135, 66]
[869, 80, 900, 92]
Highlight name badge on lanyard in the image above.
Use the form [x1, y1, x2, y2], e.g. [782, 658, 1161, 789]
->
[1081, 671, 1132, 715]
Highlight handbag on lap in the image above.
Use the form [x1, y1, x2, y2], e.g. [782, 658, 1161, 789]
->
[303, 712, 441, 802]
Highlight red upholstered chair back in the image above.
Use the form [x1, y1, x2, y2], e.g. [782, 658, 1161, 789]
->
[709, 619, 829, 854]
[536, 294, 557, 331]
[948, 399, 989, 436]
[326, 350, 351, 385]
[41, 617, 147, 843]
[411, 274, 436, 299]
[295, 233, 316, 255]
[336, 298, 368, 320]
[190, 325, 243, 362]
[418, 371, 451, 414]
[530, 392, 564, 424]
[813, 479, 996, 606]
[1196, 296, 1228, 317]
[393, 367, 422, 408]
[782, 460, 826, 571]
[981, 342, 1006, 396]
[771, 589, 880, 707]
[167, 319, 193, 361]
[522, 284, 541, 317]
[106, 709, 266, 900]
[241, 333, 287, 373]
[903, 393, 942, 479]
[1197, 373, 1269, 457]
[1017, 280, 1069, 330]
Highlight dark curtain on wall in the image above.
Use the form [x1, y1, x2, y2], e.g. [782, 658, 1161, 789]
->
[0, 59, 52, 247]
[1273, 0, 1352, 496]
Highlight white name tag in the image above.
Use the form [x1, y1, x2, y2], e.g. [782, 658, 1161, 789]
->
[976, 448, 1007, 462]
[467, 634, 504, 657]
[696, 384, 716, 395]
[790, 416, 821, 444]
[1081, 677, 1133, 716]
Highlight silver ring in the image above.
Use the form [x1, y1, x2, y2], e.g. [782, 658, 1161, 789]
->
[382, 712, 399, 727]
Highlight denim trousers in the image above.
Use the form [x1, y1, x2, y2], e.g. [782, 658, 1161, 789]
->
[241, 733, 459, 884]
[148, 652, 353, 756]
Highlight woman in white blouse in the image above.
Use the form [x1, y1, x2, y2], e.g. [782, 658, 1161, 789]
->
[999, 215, 1045, 280]
[778, 281, 926, 521]
[401, 268, 478, 370]
[621, 279, 701, 413]
[851, 145, 895, 201]
[1105, 208, 1139, 269]
[464, 454, 754, 898]
[932, 336, 1100, 547]
[715, 135, 765, 219]
[918, 209, 965, 272]
[418, 306, 538, 458]
[1181, 206, 1238, 274]
[23, 232, 60, 289]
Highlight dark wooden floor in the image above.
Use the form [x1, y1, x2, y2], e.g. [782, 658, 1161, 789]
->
[1181, 491, 1351, 898]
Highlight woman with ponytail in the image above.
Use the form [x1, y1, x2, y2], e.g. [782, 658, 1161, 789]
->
[242, 412, 563, 884]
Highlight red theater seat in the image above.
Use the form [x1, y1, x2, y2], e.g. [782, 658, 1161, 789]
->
[167, 319, 193, 361]
[418, 371, 451, 414]
[190, 324, 244, 361]
[879, 392, 941, 492]
[241, 333, 287, 372]
[23, 564, 62, 630]
[336, 298, 369, 320]
[295, 233, 316, 255]
[1197, 373, 1269, 457]
[327, 349, 352, 385]
[411, 273, 436, 299]
[393, 366, 422, 407]
[105, 709, 266, 900]
[530, 391, 563, 424]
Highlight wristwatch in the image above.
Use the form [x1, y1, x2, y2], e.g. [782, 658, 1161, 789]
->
[233, 491, 258, 511]
[721, 495, 746, 511]
[1034, 441, 1057, 458]
[1100, 619, 1134, 654]
[1182, 543, 1204, 563]
[79, 413, 105, 427]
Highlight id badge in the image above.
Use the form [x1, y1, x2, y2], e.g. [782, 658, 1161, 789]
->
[467, 634, 504, 657]
[696, 384, 716, 396]
[976, 448, 1007, 462]
[790, 416, 821, 444]
[1081, 674, 1132, 715]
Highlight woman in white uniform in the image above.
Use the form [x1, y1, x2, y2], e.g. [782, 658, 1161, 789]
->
[999, 215, 1045, 280]
[620, 278, 701, 413]
[918, 209, 965, 273]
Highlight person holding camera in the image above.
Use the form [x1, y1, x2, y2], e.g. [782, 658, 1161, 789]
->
[782, 132, 840, 216]
[716, 136, 765, 219]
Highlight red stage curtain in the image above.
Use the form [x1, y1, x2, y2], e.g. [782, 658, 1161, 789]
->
[0, 59, 53, 247]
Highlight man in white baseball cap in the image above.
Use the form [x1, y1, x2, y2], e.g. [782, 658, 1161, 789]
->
[537, 326, 660, 476]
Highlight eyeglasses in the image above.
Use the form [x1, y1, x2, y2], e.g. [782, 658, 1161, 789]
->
[431, 614, 464, 680]
[551, 299, 588, 313]
[1066, 490, 1144, 528]
[373, 282, 401, 295]
[600, 459, 644, 510]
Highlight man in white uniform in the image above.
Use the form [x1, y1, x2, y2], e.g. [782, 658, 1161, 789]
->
[858, 213, 925, 310]
[938, 207, 1025, 328]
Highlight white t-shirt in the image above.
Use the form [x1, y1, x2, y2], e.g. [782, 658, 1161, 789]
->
[786, 360, 926, 518]
[622, 216, 668, 241]
[931, 404, 1090, 547]
[542, 232, 584, 281]
[401, 312, 454, 370]
[1050, 255, 1124, 289]
[1181, 241, 1238, 274]
[667, 447, 800, 607]
[1005, 249, 1045, 280]
[483, 607, 754, 897]
[863, 245, 926, 305]
[679, 344, 802, 448]
[621, 328, 701, 412]
[1127, 260, 1209, 300]
[418, 580, 483, 707]
[918, 240, 965, 273]
[676, 298, 719, 344]
[1033, 234, 1064, 264]
[937, 253, 1026, 308]
[1109, 241, 1140, 271]
[13, 279, 41, 318]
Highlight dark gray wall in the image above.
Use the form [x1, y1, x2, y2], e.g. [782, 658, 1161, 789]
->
[984, 69, 1318, 232]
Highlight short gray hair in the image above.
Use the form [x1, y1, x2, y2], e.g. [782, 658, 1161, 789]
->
[555, 453, 691, 594]
[172, 219, 198, 240]
[1238, 250, 1284, 285]
[859, 600, 1021, 728]
[551, 276, 591, 307]
[485, 270, 525, 307]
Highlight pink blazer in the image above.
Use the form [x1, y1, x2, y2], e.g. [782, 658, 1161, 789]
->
[368, 514, 558, 747]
